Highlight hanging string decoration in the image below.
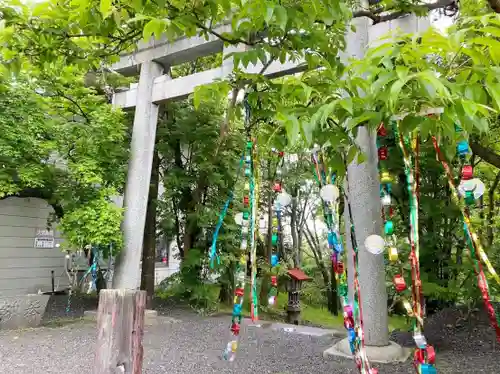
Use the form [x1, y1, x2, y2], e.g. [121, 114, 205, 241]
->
[222, 139, 256, 362]
[209, 155, 245, 269]
[268, 149, 287, 306]
[432, 127, 500, 343]
[393, 122, 436, 374]
[90, 245, 99, 293]
[311, 147, 375, 374]
[249, 139, 260, 322]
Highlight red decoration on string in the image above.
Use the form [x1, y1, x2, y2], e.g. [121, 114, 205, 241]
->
[355, 358, 362, 370]
[235, 288, 244, 297]
[271, 276, 278, 286]
[335, 261, 344, 274]
[378, 146, 388, 160]
[273, 182, 282, 192]
[426, 345, 436, 364]
[414, 349, 425, 365]
[377, 123, 387, 137]
[243, 196, 249, 206]
[279, 151, 285, 157]
[344, 317, 355, 329]
[393, 275, 406, 292]
[461, 165, 473, 180]
[231, 323, 240, 335]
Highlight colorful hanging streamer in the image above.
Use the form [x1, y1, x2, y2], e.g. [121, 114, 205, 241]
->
[432, 134, 500, 343]
[249, 141, 259, 322]
[209, 154, 245, 269]
[394, 124, 436, 374]
[312, 148, 375, 374]
[223, 140, 256, 362]
[268, 150, 285, 307]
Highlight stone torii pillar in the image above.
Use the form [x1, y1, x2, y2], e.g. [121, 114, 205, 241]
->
[112, 61, 164, 290]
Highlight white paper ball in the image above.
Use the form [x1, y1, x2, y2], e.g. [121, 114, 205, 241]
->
[364, 234, 385, 255]
[234, 212, 243, 226]
[458, 178, 485, 199]
[320, 184, 339, 202]
[381, 194, 391, 206]
[471, 178, 485, 199]
[276, 192, 292, 207]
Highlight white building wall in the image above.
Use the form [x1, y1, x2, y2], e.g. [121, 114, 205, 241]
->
[0, 197, 68, 296]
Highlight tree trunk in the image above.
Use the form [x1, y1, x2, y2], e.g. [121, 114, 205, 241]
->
[488, 0, 500, 13]
[328, 263, 339, 316]
[141, 147, 160, 309]
[487, 172, 500, 246]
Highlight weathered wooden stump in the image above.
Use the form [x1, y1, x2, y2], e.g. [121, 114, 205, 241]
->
[93, 289, 147, 374]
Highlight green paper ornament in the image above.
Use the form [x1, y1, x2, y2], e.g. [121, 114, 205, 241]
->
[384, 220, 394, 235]
[465, 190, 475, 205]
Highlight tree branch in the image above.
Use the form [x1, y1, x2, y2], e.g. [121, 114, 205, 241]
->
[352, 0, 458, 24]
[469, 140, 500, 170]
[488, 0, 500, 13]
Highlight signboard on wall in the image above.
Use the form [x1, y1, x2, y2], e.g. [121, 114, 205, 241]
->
[34, 229, 55, 248]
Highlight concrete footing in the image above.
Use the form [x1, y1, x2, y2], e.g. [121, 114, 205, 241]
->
[84, 309, 159, 326]
[323, 338, 412, 364]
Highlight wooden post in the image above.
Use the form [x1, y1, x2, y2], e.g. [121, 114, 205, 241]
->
[93, 289, 147, 374]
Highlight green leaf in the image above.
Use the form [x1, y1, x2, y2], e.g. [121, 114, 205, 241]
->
[396, 66, 409, 80]
[274, 6, 288, 31]
[346, 146, 358, 165]
[416, 71, 450, 100]
[339, 98, 353, 114]
[346, 112, 380, 130]
[100, 0, 112, 18]
[265, 5, 274, 24]
[143, 19, 164, 41]
[277, 112, 300, 146]
[399, 115, 421, 135]
[301, 118, 314, 145]
[389, 78, 407, 111]
[485, 80, 500, 111]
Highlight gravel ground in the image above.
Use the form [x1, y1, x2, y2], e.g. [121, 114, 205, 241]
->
[0, 295, 497, 374]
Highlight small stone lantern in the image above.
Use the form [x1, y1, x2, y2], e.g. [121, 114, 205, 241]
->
[286, 268, 311, 325]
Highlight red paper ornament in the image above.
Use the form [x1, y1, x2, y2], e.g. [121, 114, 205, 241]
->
[335, 261, 344, 274]
[355, 358, 362, 369]
[378, 146, 388, 160]
[393, 275, 406, 292]
[271, 276, 278, 286]
[273, 183, 282, 192]
[426, 345, 436, 364]
[279, 151, 285, 157]
[231, 322, 241, 335]
[377, 123, 387, 137]
[235, 288, 244, 297]
[414, 349, 425, 365]
[344, 316, 355, 329]
[461, 165, 473, 180]
[243, 196, 249, 206]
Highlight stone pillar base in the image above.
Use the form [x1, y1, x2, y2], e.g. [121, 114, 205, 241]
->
[323, 338, 412, 364]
